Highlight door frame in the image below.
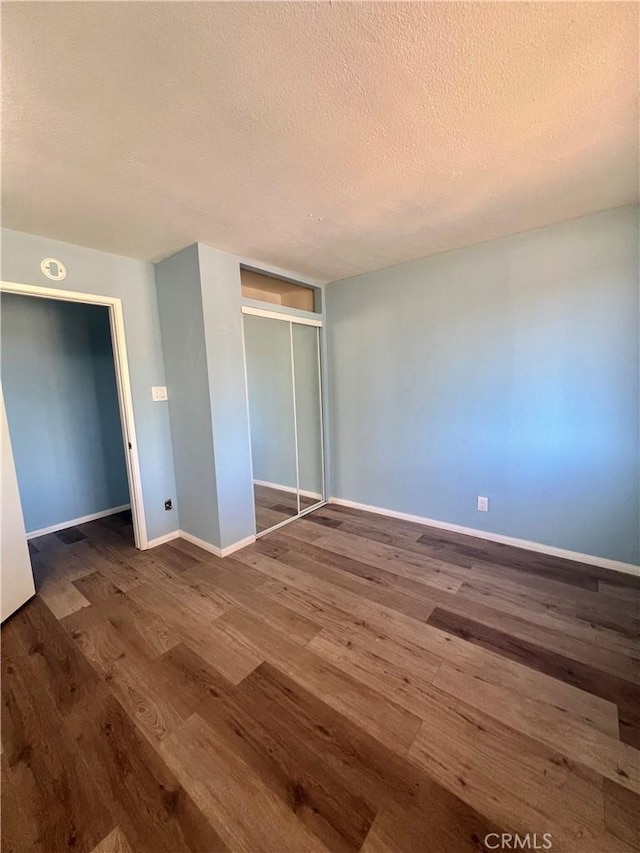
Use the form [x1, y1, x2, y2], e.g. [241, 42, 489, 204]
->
[0, 280, 148, 549]
[241, 305, 326, 538]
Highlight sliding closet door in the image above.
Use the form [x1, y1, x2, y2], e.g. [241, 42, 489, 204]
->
[292, 323, 324, 513]
[243, 308, 325, 536]
[243, 314, 298, 533]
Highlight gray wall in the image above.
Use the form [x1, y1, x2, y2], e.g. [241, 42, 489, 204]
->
[1, 228, 178, 541]
[155, 246, 219, 545]
[1, 293, 129, 532]
[155, 244, 255, 550]
[198, 245, 255, 549]
[326, 205, 640, 565]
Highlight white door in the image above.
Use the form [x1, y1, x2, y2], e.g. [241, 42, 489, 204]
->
[1, 390, 35, 621]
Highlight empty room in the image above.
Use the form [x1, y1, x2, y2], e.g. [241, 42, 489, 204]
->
[1, 3, 638, 852]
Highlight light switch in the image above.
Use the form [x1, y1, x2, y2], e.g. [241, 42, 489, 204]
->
[152, 386, 168, 401]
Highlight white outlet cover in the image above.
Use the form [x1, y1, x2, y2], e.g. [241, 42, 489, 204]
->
[151, 386, 168, 401]
[477, 496, 489, 512]
[41, 257, 66, 281]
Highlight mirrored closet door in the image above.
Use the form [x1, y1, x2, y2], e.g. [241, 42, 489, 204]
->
[243, 308, 325, 535]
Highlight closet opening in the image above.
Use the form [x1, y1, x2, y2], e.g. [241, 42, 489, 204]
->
[1, 285, 147, 617]
[242, 305, 325, 536]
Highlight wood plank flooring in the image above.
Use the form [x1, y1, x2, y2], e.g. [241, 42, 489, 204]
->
[2, 505, 639, 852]
[254, 484, 321, 533]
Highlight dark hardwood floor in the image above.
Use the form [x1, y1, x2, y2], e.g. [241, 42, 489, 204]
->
[2, 505, 639, 852]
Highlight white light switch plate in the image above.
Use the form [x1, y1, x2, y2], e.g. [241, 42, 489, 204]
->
[152, 386, 168, 401]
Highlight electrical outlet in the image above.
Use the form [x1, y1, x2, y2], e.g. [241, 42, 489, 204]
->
[164, 499, 173, 511]
[152, 386, 168, 402]
[477, 496, 489, 512]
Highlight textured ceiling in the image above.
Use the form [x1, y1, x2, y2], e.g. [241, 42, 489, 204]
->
[2, 2, 638, 282]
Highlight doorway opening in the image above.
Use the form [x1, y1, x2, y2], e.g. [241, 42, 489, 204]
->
[0, 281, 148, 617]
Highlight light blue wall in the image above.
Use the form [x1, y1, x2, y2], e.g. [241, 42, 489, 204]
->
[1, 294, 129, 532]
[1, 228, 178, 541]
[197, 245, 256, 549]
[155, 245, 220, 545]
[155, 244, 256, 550]
[326, 205, 640, 565]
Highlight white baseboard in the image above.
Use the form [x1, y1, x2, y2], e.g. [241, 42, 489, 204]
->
[329, 497, 640, 577]
[26, 504, 131, 539]
[176, 529, 256, 558]
[178, 530, 223, 557]
[220, 534, 257, 557]
[254, 479, 322, 501]
[146, 530, 180, 548]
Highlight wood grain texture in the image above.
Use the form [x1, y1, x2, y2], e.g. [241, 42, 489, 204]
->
[253, 483, 314, 534]
[604, 780, 640, 848]
[426, 607, 640, 748]
[2, 508, 638, 852]
[2, 613, 114, 853]
[89, 827, 133, 853]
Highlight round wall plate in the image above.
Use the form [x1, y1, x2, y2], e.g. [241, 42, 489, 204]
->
[41, 257, 67, 281]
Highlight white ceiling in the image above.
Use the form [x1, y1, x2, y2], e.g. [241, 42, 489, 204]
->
[2, 2, 638, 283]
